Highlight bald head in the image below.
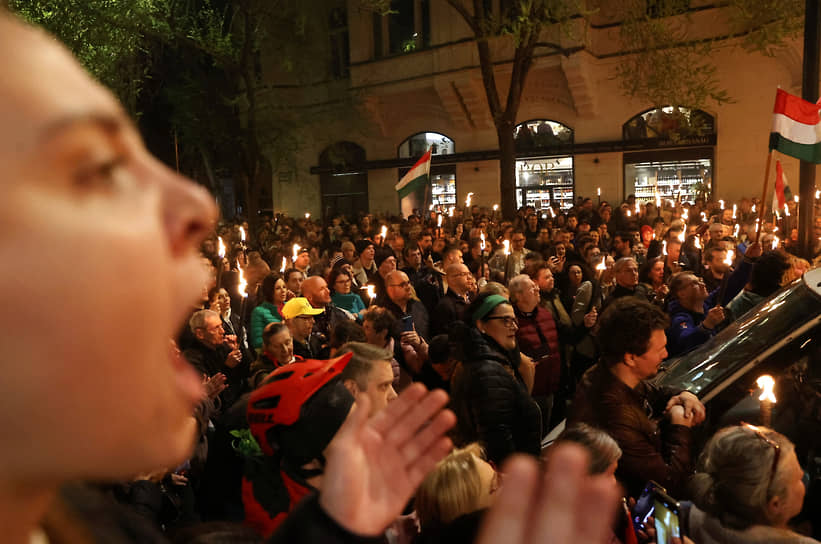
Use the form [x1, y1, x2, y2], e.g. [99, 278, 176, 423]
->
[445, 263, 470, 296]
[386, 270, 412, 306]
[301, 276, 330, 307]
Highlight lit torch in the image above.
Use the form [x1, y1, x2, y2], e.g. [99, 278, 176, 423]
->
[503, 239, 510, 256]
[596, 257, 606, 271]
[480, 232, 486, 251]
[280, 256, 287, 273]
[719, 199, 725, 210]
[772, 236, 779, 250]
[448, 206, 455, 217]
[662, 240, 667, 255]
[694, 236, 701, 249]
[365, 284, 376, 306]
[216, 237, 226, 288]
[732, 204, 737, 220]
[656, 193, 661, 208]
[756, 374, 777, 426]
[794, 195, 799, 203]
[238, 263, 249, 329]
[305, 212, 311, 219]
[784, 203, 790, 217]
[816, 190, 820, 199]
[292, 243, 301, 263]
[465, 192, 474, 208]
[724, 249, 734, 268]
[678, 230, 685, 243]
[380, 225, 387, 246]
[701, 212, 707, 222]
[733, 224, 740, 238]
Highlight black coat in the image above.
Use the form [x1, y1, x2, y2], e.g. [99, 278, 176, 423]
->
[430, 289, 469, 337]
[450, 330, 542, 464]
[183, 339, 249, 411]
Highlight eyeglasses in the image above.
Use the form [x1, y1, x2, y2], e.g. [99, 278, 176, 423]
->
[335, 278, 351, 284]
[389, 281, 411, 288]
[741, 423, 781, 492]
[484, 315, 518, 328]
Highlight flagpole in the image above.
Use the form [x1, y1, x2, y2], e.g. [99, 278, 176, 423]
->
[755, 150, 775, 243]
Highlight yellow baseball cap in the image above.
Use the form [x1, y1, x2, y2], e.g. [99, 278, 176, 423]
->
[281, 297, 324, 320]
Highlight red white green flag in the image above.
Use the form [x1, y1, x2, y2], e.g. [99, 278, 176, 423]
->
[395, 149, 431, 200]
[769, 88, 821, 163]
[773, 159, 793, 213]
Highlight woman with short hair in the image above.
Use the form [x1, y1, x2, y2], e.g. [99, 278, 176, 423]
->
[686, 424, 815, 543]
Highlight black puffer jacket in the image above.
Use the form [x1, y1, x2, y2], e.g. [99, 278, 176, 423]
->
[450, 328, 542, 464]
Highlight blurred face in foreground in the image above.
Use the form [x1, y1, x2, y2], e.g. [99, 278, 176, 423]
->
[0, 15, 216, 483]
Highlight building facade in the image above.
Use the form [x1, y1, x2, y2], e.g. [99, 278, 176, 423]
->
[268, 0, 807, 219]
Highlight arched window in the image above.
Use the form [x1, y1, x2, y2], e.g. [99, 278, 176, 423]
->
[397, 132, 456, 214]
[623, 106, 715, 142]
[319, 142, 368, 221]
[513, 120, 575, 210]
[514, 119, 574, 152]
[623, 107, 716, 204]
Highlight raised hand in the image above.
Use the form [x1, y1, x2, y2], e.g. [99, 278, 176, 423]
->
[476, 444, 619, 544]
[319, 384, 456, 536]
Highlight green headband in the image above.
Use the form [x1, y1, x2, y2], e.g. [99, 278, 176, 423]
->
[472, 294, 509, 324]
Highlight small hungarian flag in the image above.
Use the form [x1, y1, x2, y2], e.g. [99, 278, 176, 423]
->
[395, 148, 431, 200]
[769, 88, 821, 163]
[773, 159, 793, 212]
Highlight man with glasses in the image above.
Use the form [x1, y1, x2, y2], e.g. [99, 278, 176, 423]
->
[570, 298, 706, 498]
[281, 297, 324, 359]
[489, 229, 528, 281]
[382, 270, 430, 343]
[185, 309, 249, 410]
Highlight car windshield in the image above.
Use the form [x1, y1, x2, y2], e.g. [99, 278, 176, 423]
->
[654, 276, 821, 397]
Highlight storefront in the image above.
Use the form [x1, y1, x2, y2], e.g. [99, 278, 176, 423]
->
[398, 132, 456, 213]
[622, 107, 716, 204]
[514, 120, 575, 210]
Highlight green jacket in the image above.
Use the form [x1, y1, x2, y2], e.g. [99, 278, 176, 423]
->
[250, 301, 283, 349]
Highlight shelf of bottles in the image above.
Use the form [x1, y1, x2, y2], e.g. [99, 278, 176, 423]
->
[515, 157, 575, 210]
[431, 173, 457, 207]
[625, 159, 712, 204]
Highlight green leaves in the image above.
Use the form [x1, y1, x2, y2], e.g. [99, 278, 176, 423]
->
[230, 428, 264, 458]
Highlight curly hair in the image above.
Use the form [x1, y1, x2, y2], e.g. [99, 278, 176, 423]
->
[595, 298, 669, 368]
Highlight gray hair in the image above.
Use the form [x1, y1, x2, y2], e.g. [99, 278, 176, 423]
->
[508, 274, 533, 304]
[690, 425, 795, 530]
[337, 342, 393, 391]
[555, 424, 622, 475]
[189, 309, 220, 332]
[613, 257, 637, 274]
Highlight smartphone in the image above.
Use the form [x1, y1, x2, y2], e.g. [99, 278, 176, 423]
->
[652, 489, 681, 544]
[401, 314, 415, 333]
[631, 480, 666, 533]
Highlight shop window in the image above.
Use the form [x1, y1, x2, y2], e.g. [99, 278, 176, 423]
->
[623, 106, 714, 142]
[624, 149, 713, 205]
[514, 120, 574, 210]
[319, 142, 368, 221]
[398, 132, 455, 214]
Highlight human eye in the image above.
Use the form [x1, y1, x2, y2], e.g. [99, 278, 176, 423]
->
[74, 156, 134, 192]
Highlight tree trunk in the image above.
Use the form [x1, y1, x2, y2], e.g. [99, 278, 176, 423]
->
[497, 122, 517, 219]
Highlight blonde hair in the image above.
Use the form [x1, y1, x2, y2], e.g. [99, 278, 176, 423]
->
[480, 281, 509, 299]
[690, 425, 794, 530]
[415, 443, 486, 528]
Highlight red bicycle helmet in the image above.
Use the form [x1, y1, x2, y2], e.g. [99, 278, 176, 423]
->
[247, 352, 353, 457]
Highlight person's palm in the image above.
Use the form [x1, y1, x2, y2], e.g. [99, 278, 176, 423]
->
[320, 384, 455, 536]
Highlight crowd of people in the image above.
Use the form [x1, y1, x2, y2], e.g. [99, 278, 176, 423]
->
[2, 7, 820, 544]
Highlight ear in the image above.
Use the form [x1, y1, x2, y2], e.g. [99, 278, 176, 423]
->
[342, 379, 360, 397]
[622, 353, 637, 369]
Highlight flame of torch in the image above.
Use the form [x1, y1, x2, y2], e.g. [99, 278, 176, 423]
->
[280, 256, 287, 273]
[493, 204, 499, 211]
[733, 224, 740, 238]
[682, 208, 689, 221]
[794, 195, 800, 203]
[239, 227, 246, 242]
[784, 203, 790, 217]
[757, 375, 776, 403]
[724, 250, 734, 267]
[429, 204, 434, 211]
[437, 214, 442, 228]
[719, 199, 725, 210]
[480, 232, 486, 251]
[656, 193, 661, 208]
[816, 190, 820, 199]
[635, 201, 640, 214]
[305, 212, 311, 219]
[752, 204, 757, 213]
[772, 236, 779, 250]
[701, 212, 707, 222]
[218, 237, 226, 259]
[732, 204, 737, 219]
[448, 206, 455, 217]
[662, 240, 668, 255]
[238, 266, 248, 299]
[465, 192, 474, 208]
[694, 236, 701, 249]
[596, 257, 606, 271]
[365, 284, 375, 301]
[380, 225, 387, 239]
[597, 187, 601, 196]
[503, 240, 510, 256]
[678, 230, 685, 243]
[549, 207, 556, 218]
[627, 210, 632, 217]
[292, 244, 301, 262]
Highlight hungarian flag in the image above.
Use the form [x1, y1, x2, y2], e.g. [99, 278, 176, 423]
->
[395, 149, 431, 200]
[773, 159, 793, 212]
[769, 88, 821, 163]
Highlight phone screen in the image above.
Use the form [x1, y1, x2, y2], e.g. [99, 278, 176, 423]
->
[401, 315, 414, 332]
[653, 497, 681, 544]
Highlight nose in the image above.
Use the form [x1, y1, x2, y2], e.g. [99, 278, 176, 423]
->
[152, 157, 218, 257]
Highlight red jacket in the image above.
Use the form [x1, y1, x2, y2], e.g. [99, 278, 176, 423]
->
[514, 305, 561, 395]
